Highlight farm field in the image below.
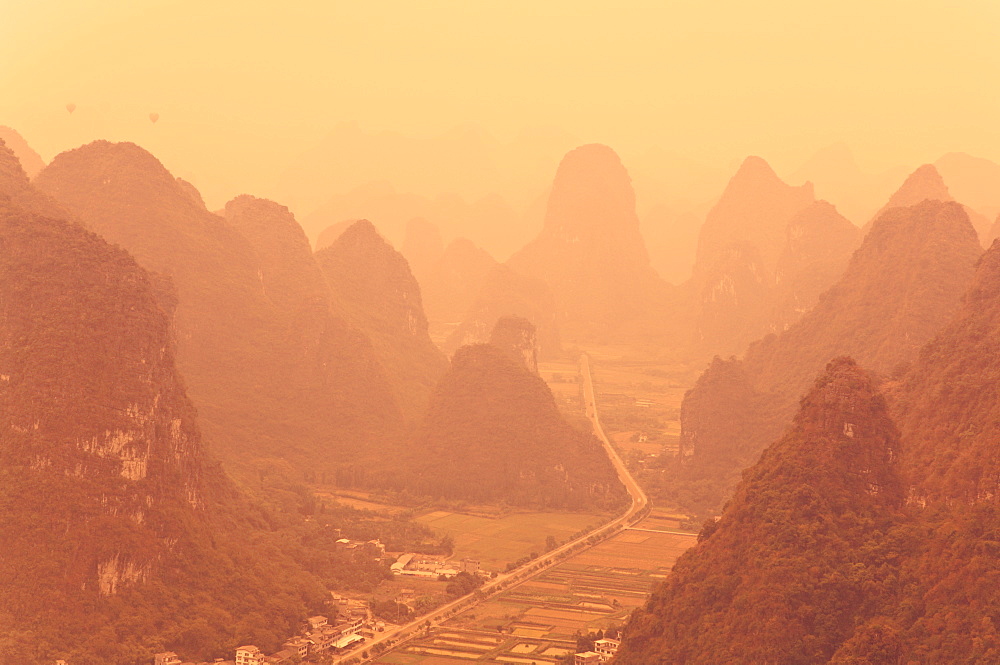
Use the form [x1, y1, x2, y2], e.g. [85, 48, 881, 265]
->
[374, 515, 697, 664]
[414, 509, 610, 573]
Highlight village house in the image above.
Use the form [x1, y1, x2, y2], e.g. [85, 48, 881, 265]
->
[390, 552, 461, 578]
[281, 636, 310, 660]
[235, 646, 264, 665]
[574, 652, 601, 665]
[334, 538, 386, 557]
[306, 615, 328, 632]
[265, 648, 296, 664]
[594, 638, 620, 662]
[153, 654, 181, 665]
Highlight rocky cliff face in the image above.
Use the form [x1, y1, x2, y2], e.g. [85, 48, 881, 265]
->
[402, 339, 625, 510]
[35, 142, 401, 481]
[316, 219, 448, 422]
[695, 156, 815, 281]
[0, 195, 329, 664]
[618, 239, 1000, 663]
[616, 358, 903, 665]
[668, 200, 981, 513]
[694, 242, 773, 351]
[0, 208, 214, 592]
[507, 144, 667, 339]
[773, 200, 861, 328]
[691, 156, 817, 352]
[488, 315, 540, 374]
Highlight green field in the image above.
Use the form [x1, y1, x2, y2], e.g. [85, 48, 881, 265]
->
[376, 516, 698, 664]
[414, 510, 609, 572]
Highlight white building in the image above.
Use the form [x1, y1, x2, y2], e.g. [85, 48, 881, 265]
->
[594, 638, 620, 662]
[235, 645, 264, 665]
[307, 615, 329, 632]
[575, 652, 601, 665]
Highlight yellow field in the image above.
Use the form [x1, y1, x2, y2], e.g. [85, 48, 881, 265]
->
[414, 509, 609, 572]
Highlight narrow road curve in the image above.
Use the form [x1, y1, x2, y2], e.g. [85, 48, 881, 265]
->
[346, 353, 649, 663]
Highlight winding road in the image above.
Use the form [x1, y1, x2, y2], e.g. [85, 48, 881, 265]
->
[341, 353, 650, 663]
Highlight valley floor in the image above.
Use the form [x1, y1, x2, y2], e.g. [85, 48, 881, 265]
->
[361, 347, 700, 664]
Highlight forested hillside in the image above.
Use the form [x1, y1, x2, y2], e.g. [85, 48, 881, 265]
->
[652, 200, 982, 514]
[402, 335, 626, 510]
[35, 142, 402, 481]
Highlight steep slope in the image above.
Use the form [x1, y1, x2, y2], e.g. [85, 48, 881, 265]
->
[402, 340, 626, 509]
[863, 162, 994, 246]
[749, 200, 981, 385]
[616, 358, 904, 665]
[316, 220, 449, 422]
[35, 142, 401, 480]
[893, 237, 1000, 504]
[773, 201, 861, 328]
[934, 152, 1000, 219]
[694, 155, 815, 281]
[694, 242, 773, 352]
[665, 200, 981, 513]
[0, 203, 328, 665]
[852, 238, 1000, 662]
[507, 143, 667, 340]
[488, 315, 540, 374]
[0, 138, 66, 218]
[868, 164, 952, 224]
[788, 142, 878, 222]
[315, 218, 357, 250]
[444, 264, 562, 360]
[421, 237, 499, 323]
[691, 156, 816, 352]
[622, 240, 1000, 664]
[0, 125, 45, 178]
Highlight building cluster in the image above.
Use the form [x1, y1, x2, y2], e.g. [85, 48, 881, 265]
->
[574, 637, 620, 664]
[152, 597, 373, 665]
[390, 553, 479, 579]
[335, 537, 386, 558]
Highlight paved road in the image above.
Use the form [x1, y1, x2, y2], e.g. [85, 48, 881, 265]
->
[340, 353, 650, 663]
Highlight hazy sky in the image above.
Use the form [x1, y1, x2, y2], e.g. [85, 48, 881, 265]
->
[3, 0, 999, 209]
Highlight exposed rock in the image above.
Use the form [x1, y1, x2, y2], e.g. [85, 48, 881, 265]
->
[691, 156, 815, 352]
[616, 358, 903, 665]
[489, 315, 539, 374]
[773, 200, 861, 328]
[35, 142, 401, 480]
[672, 200, 981, 512]
[694, 155, 815, 281]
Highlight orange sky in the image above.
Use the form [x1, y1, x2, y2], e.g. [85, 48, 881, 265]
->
[3, 0, 999, 211]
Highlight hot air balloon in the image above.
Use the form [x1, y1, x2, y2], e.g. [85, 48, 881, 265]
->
[149, 112, 159, 124]
[66, 103, 76, 114]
